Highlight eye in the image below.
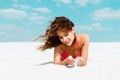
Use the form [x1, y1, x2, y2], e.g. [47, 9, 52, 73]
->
[64, 32, 69, 37]
[58, 36, 63, 39]
[58, 32, 69, 40]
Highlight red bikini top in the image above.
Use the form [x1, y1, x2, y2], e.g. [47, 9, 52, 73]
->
[61, 51, 81, 60]
[60, 35, 81, 60]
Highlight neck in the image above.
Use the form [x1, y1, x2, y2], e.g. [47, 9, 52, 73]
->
[72, 34, 76, 45]
[70, 34, 78, 49]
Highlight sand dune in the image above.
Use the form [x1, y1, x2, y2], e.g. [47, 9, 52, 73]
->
[0, 42, 120, 80]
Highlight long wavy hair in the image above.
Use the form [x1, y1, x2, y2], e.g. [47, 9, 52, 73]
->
[37, 16, 74, 51]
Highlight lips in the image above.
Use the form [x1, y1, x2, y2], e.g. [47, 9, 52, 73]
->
[65, 40, 71, 46]
[65, 42, 69, 45]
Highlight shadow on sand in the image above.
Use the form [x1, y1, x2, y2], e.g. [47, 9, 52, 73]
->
[34, 61, 53, 66]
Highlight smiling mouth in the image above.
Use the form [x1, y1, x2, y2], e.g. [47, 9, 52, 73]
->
[65, 40, 70, 45]
[65, 42, 69, 45]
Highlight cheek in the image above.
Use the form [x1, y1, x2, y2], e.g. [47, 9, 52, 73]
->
[59, 38, 64, 43]
[68, 33, 74, 39]
[59, 38, 62, 42]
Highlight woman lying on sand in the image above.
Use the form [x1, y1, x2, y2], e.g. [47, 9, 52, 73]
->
[37, 16, 89, 67]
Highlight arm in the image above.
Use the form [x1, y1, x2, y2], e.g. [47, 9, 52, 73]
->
[54, 46, 74, 66]
[80, 34, 89, 66]
[54, 46, 67, 65]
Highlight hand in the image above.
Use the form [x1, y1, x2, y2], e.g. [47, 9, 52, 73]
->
[75, 57, 83, 66]
[66, 56, 75, 65]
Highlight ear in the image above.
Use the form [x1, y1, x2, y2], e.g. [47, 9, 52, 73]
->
[72, 27, 75, 33]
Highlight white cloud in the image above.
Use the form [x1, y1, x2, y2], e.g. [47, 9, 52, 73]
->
[0, 24, 29, 40]
[59, 0, 71, 4]
[52, 0, 71, 7]
[52, 0, 101, 7]
[77, 25, 92, 30]
[91, 23, 104, 30]
[75, 0, 89, 6]
[30, 13, 38, 16]
[0, 24, 26, 32]
[32, 8, 51, 13]
[20, 5, 31, 10]
[12, 4, 31, 10]
[92, 7, 120, 20]
[28, 13, 49, 24]
[0, 8, 28, 19]
[0, 24, 31, 41]
[77, 23, 105, 31]
[12, 0, 27, 3]
[56, 3, 61, 7]
[75, 0, 101, 6]
[0, 32, 5, 35]
[52, 0, 71, 4]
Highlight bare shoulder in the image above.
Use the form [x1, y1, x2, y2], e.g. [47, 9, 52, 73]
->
[75, 34, 89, 49]
[76, 34, 89, 46]
[77, 34, 89, 41]
[54, 44, 63, 54]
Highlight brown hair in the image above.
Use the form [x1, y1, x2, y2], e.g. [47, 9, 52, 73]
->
[37, 16, 74, 51]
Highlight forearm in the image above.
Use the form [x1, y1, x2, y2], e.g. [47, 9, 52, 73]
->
[54, 56, 75, 66]
[81, 34, 89, 66]
[80, 39, 89, 66]
[54, 58, 68, 66]
[75, 57, 87, 66]
[80, 57, 87, 66]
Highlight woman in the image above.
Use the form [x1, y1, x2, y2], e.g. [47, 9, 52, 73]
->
[38, 16, 89, 67]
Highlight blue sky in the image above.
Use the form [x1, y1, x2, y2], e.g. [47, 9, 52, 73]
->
[0, 0, 120, 42]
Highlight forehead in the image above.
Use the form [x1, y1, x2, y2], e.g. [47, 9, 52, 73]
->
[57, 29, 70, 35]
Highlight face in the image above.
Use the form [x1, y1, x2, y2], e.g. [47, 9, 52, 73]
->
[57, 27, 75, 46]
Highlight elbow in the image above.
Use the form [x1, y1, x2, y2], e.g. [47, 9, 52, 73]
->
[54, 61, 61, 65]
[81, 61, 87, 66]
[54, 62, 58, 65]
[54, 61, 67, 66]
[82, 63, 87, 66]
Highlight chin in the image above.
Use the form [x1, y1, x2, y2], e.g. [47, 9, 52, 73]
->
[66, 42, 72, 46]
[66, 44, 71, 46]
[63, 40, 73, 46]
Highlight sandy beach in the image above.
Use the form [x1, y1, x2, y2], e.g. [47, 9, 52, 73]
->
[0, 42, 120, 80]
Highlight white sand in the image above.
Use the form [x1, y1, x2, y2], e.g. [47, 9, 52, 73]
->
[0, 42, 120, 80]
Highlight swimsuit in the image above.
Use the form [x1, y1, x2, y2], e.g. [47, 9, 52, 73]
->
[60, 35, 81, 60]
[61, 51, 81, 60]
